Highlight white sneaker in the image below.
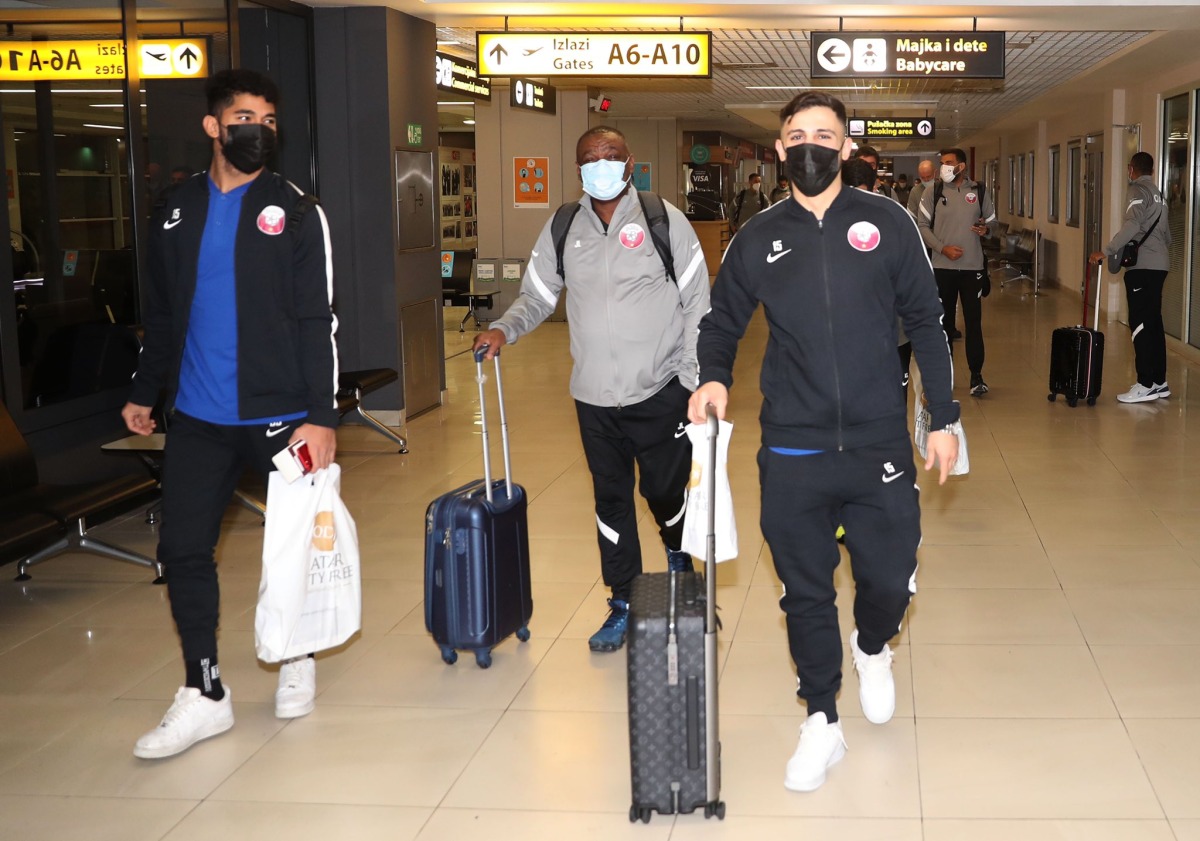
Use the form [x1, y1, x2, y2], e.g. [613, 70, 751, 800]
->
[784, 712, 847, 792]
[134, 686, 234, 759]
[275, 657, 316, 719]
[1117, 383, 1159, 403]
[1152, 383, 1171, 398]
[850, 629, 896, 725]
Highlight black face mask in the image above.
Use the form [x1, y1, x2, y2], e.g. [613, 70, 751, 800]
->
[784, 143, 842, 197]
[221, 123, 276, 174]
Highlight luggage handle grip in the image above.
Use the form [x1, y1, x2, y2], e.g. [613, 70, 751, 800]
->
[473, 347, 513, 503]
[473, 344, 500, 363]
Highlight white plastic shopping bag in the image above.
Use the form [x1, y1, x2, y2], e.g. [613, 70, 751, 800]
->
[680, 419, 738, 563]
[256, 463, 362, 662]
[914, 394, 970, 476]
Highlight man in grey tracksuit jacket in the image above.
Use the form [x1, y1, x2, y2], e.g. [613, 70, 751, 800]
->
[474, 126, 709, 651]
[1090, 152, 1172, 402]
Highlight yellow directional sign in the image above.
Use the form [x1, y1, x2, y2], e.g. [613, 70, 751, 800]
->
[477, 32, 711, 78]
[0, 39, 207, 81]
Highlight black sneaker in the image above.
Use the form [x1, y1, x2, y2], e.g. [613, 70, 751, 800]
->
[666, 549, 694, 574]
[950, 328, 963, 339]
[970, 374, 989, 396]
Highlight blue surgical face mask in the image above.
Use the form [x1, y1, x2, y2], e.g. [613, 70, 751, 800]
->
[580, 157, 630, 200]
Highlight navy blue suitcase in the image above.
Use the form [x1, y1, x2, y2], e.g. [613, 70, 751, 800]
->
[424, 350, 532, 668]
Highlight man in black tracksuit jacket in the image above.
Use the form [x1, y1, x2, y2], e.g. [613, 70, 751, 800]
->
[122, 70, 339, 759]
[689, 92, 959, 794]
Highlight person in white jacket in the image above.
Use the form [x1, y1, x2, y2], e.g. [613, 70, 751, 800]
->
[473, 126, 710, 653]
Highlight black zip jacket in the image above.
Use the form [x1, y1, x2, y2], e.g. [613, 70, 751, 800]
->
[128, 170, 339, 428]
[698, 186, 959, 451]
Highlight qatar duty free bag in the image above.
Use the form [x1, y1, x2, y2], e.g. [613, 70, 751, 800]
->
[914, 396, 970, 476]
[679, 418, 738, 563]
[256, 463, 361, 662]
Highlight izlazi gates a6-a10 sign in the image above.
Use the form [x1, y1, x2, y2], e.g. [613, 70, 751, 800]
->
[811, 31, 1005, 79]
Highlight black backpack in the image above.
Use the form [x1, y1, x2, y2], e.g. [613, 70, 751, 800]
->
[930, 179, 985, 229]
[551, 191, 675, 284]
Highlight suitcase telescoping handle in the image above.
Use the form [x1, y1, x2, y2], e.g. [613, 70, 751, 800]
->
[1092, 262, 1103, 333]
[472, 345, 514, 504]
[702, 403, 721, 808]
[703, 403, 719, 633]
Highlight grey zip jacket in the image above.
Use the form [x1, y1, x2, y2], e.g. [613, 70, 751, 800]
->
[491, 187, 710, 407]
[1103, 175, 1171, 272]
[917, 178, 998, 271]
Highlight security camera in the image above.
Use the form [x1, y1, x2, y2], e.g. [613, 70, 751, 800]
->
[590, 94, 612, 113]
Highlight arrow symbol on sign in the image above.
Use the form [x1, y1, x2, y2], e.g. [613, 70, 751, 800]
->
[821, 43, 846, 66]
[489, 43, 508, 64]
[179, 47, 198, 69]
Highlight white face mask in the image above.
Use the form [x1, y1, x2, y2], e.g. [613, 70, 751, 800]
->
[750, 182, 761, 191]
[940, 163, 959, 183]
[580, 157, 630, 201]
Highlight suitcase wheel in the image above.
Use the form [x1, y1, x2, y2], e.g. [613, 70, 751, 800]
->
[475, 649, 493, 669]
[704, 801, 726, 820]
[1047, 393, 1056, 402]
[440, 646, 458, 666]
[516, 626, 531, 643]
[629, 806, 652, 824]
[1087, 397, 1097, 406]
[1067, 397, 1078, 408]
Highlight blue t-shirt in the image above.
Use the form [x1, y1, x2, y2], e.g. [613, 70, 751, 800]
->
[175, 176, 305, 427]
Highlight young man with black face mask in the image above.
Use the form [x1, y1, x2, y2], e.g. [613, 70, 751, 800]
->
[690, 91, 959, 793]
[122, 69, 339, 758]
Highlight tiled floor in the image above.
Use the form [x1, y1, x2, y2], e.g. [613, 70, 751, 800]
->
[3, 277, 1200, 840]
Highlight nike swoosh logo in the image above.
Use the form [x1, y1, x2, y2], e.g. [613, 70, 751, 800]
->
[766, 250, 792, 263]
[163, 218, 182, 229]
[674, 429, 687, 439]
[1132, 287, 1142, 292]
[265, 425, 290, 438]
[882, 472, 906, 483]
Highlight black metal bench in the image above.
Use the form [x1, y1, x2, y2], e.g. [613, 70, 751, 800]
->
[1, 400, 163, 583]
[338, 368, 409, 453]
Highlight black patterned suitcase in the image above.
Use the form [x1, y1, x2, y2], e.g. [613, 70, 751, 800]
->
[626, 406, 724, 824]
[1048, 263, 1105, 407]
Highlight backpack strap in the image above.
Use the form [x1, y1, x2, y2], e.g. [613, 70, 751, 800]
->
[553, 193, 675, 285]
[637, 191, 676, 285]
[551, 202, 583, 280]
[288, 193, 321, 232]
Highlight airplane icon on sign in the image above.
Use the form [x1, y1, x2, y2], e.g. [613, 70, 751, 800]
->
[523, 47, 543, 56]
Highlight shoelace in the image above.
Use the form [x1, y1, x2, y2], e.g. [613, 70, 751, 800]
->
[158, 690, 202, 729]
[600, 603, 629, 631]
[855, 646, 893, 676]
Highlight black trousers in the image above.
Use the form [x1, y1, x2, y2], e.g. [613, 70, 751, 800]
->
[758, 438, 921, 720]
[159, 411, 296, 661]
[1123, 269, 1169, 387]
[575, 379, 692, 602]
[936, 267, 986, 375]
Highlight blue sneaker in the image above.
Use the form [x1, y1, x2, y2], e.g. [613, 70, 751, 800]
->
[588, 599, 630, 652]
[667, 549, 694, 574]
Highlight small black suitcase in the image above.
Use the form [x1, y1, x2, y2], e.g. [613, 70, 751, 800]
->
[1048, 264, 1105, 407]
[424, 349, 532, 668]
[626, 406, 724, 824]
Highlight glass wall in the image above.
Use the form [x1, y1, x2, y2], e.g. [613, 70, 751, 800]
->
[1162, 92, 1190, 343]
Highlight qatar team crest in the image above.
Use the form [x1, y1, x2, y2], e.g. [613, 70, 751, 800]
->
[966, 192, 979, 204]
[619, 223, 646, 249]
[257, 205, 286, 235]
[847, 221, 881, 252]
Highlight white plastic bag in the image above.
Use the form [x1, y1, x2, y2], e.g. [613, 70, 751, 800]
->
[256, 463, 362, 662]
[914, 395, 970, 476]
[680, 419, 738, 563]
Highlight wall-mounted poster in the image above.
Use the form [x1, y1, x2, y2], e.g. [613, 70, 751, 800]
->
[632, 162, 652, 192]
[514, 156, 549, 208]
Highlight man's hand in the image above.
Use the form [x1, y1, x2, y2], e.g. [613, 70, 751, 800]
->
[941, 245, 964, 261]
[971, 222, 988, 237]
[122, 402, 156, 436]
[293, 423, 336, 470]
[1088, 250, 1106, 265]
[688, 382, 728, 425]
[923, 429, 959, 485]
[472, 329, 507, 360]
